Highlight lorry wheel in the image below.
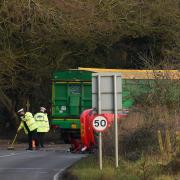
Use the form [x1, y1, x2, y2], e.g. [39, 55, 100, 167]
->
[61, 132, 70, 144]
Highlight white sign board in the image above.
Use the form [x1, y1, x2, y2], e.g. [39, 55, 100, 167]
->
[92, 116, 108, 132]
[92, 73, 122, 113]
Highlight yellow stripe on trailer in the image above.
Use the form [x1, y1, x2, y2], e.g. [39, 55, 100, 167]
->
[78, 67, 180, 80]
[53, 119, 79, 121]
[54, 81, 91, 84]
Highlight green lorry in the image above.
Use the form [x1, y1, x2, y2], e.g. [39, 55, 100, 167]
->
[51, 69, 152, 142]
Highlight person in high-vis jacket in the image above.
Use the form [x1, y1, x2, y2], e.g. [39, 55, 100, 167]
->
[17, 108, 39, 150]
[34, 107, 50, 148]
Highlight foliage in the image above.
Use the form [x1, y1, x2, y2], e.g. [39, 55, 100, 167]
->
[0, 0, 68, 128]
[47, 0, 180, 68]
[62, 155, 179, 180]
[127, 79, 180, 109]
[0, 0, 179, 130]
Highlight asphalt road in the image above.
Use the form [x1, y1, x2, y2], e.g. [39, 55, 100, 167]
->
[0, 145, 86, 180]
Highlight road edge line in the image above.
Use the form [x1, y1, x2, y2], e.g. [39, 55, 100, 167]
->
[53, 167, 66, 180]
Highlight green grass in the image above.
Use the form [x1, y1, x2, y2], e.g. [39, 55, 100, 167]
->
[64, 155, 180, 180]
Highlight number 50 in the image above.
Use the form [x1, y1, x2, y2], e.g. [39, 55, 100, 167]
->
[94, 120, 107, 127]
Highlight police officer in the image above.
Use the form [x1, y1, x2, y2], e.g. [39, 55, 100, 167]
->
[17, 108, 39, 150]
[34, 107, 50, 148]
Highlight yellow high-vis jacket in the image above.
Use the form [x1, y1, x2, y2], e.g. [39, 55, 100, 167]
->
[17, 112, 38, 134]
[34, 112, 50, 133]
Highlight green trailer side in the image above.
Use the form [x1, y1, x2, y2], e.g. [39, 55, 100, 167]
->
[51, 70, 152, 141]
[51, 70, 92, 140]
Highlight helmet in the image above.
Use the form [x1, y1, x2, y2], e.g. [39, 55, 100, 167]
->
[17, 108, 24, 116]
[40, 107, 46, 113]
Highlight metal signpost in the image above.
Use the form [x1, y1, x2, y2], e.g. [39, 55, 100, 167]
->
[26, 99, 30, 111]
[92, 115, 108, 170]
[92, 73, 122, 169]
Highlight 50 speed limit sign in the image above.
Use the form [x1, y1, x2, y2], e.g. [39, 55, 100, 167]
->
[92, 116, 108, 132]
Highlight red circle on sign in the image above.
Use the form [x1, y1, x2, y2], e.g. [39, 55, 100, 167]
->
[92, 115, 108, 132]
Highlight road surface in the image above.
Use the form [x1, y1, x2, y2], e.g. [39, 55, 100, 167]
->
[0, 144, 86, 180]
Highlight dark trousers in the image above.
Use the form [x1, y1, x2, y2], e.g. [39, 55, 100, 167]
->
[28, 129, 39, 149]
[37, 132, 45, 148]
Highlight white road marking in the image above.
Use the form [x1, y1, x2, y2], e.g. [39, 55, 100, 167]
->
[53, 155, 87, 179]
[0, 168, 51, 170]
[39, 172, 49, 174]
[0, 154, 18, 158]
[54, 168, 66, 180]
[0, 152, 31, 158]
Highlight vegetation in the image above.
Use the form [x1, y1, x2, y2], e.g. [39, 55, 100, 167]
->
[62, 69, 180, 180]
[0, 1, 179, 131]
[0, 1, 179, 178]
[63, 155, 180, 180]
[62, 104, 180, 180]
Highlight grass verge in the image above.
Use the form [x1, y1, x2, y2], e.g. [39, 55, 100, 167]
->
[62, 155, 180, 180]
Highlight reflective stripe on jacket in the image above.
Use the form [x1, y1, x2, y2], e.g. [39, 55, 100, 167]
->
[34, 112, 50, 132]
[18, 112, 38, 134]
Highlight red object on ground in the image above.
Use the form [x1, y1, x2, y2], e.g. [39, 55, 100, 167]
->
[70, 138, 81, 152]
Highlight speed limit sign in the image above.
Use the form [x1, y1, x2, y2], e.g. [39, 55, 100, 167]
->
[92, 116, 108, 132]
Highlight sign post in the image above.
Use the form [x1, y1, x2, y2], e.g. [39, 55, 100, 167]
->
[26, 99, 30, 111]
[98, 74, 102, 170]
[92, 115, 108, 170]
[92, 72, 122, 169]
[114, 75, 118, 168]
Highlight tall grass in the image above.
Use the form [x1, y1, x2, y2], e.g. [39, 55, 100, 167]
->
[63, 155, 180, 180]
